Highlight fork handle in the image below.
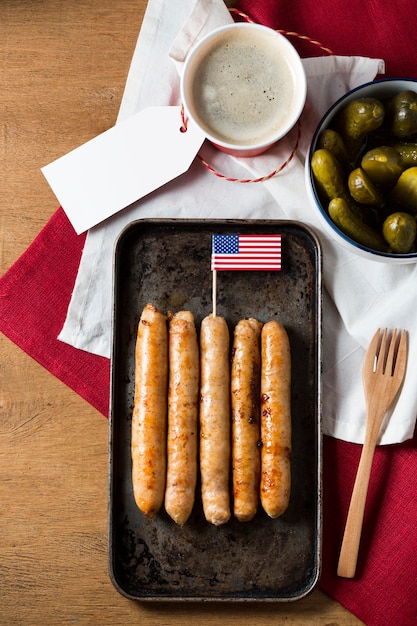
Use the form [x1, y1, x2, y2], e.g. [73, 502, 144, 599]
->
[337, 436, 377, 578]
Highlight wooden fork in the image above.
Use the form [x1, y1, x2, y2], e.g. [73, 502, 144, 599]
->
[337, 328, 408, 578]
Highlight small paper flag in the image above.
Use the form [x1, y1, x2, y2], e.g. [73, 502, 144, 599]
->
[211, 234, 282, 271]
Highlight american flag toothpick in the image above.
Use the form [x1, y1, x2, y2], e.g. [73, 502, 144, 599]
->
[211, 233, 282, 316]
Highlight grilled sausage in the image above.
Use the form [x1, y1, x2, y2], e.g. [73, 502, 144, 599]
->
[231, 318, 263, 522]
[131, 303, 168, 518]
[199, 314, 231, 526]
[260, 321, 291, 518]
[164, 311, 199, 526]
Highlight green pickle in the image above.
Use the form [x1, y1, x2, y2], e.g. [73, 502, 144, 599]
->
[328, 197, 388, 251]
[336, 97, 385, 139]
[311, 148, 347, 201]
[335, 97, 385, 160]
[390, 167, 417, 212]
[386, 90, 417, 138]
[392, 143, 417, 168]
[361, 146, 403, 188]
[348, 167, 383, 205]
[317, 129, 349, 167]
[382, 212, 417, 253]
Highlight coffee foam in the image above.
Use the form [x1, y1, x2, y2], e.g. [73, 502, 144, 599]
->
[189, 29, 298, 147]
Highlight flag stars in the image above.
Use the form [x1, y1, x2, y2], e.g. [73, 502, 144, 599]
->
[213, 235, 239, 255]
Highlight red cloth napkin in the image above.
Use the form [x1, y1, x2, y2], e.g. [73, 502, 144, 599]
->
[1, 2, 416, 624]
[0, 208, 109, 417]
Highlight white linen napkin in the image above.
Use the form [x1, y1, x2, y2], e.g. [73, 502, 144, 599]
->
[58, 0, 417, 445]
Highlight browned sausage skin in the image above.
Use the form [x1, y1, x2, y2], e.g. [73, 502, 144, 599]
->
[131, 303, 168, 518]
[164, 311, 199, 526]
[231, 318, 263, 522]
[260, 321, 292, 519]
[199, 314, 231, 526]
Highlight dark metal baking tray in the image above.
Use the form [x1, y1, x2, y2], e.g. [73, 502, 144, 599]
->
[109, 218, 322, 602]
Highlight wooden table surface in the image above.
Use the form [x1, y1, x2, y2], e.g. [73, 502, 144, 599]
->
[0, 1, 363, 623]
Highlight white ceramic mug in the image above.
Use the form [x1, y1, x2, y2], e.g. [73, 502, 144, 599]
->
[180, 23, 307, 157]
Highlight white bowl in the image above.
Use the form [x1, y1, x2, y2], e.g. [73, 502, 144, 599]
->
[306, 78, 417, 263]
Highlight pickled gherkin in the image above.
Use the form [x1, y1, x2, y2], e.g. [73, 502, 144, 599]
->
[317, 129, 349, 168]
[336, 98, 385, 139]
[335, 97, 385, 160]
[361, 146, 403, 188]
[386, 90, 417, 138]
[311, 148, 347, 201]
[390, 167, 417, 212]
[348, 167, 383, 205]
[328, 198, 388, 251]
[382, 212, 417, 253]
[392, 143, 417, 168]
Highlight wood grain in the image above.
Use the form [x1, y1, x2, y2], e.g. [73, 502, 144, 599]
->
[0, 0, 363, 623]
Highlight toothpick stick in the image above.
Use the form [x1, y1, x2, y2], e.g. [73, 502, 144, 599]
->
[212, 269, 217, 318]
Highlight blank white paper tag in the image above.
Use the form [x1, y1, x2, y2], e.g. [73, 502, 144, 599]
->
[41, 106, 206, 234]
